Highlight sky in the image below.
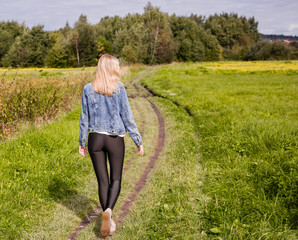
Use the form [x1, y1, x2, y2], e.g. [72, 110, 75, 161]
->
[1, 0, 298, 35]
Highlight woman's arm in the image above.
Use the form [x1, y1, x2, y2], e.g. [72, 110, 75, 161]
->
[79, 87, 89, 151]
[119, 86, 143, 147]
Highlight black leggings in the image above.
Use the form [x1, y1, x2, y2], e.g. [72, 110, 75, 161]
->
[88, 132, 125, 211]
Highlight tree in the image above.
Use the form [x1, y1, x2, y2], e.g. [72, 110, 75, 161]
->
[170, 15, 221, 61]
[121, 45, 138, 63]
[143, 2, 177, 64]
[106, 16, 147, 63]
[45, 31, 76, 68]
[204, 13, 260, 60]
[289, 41, 298, 59]
[1, 35, 28, 67]
[73, 14, 97, 66]
[125, 22, 150, 63]
[0, 21, 25, 66]
[270, 41, 291, 60]
[60, 21, 71, 37]
[244, 40, 291, 60]
[2, 25, 51, 67]
[96, 36, 112, 59]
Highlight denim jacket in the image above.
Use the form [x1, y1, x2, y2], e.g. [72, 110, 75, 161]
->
[79, 82, 142, 147]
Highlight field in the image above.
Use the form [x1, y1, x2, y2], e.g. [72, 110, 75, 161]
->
[142, 61, 298, 238]
[0, 61, 297, 239]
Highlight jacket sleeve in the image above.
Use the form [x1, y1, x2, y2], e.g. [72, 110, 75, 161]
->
[79, 87, 89, 147]
[119, 86, 143, 146]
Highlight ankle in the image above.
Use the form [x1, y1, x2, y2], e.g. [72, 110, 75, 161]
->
[105, 208, 112, 216]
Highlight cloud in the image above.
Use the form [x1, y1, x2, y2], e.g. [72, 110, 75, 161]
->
[288, 24, 298, 35]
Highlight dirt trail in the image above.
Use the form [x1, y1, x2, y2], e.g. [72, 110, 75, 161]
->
[122, 102, 146, 175]
[116, 98, 165, 224]
[68, 68, 165, 239]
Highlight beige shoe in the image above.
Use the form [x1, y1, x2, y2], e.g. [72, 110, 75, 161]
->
[109, 218, 116, 236]
[100, 209, 111, 238]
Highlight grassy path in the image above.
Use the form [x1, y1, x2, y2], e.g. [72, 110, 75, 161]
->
[68, 68, 166, 238]
[1, 66, 202, 239]
[2, 61, 297, 239]
[74, 68, 201, 240]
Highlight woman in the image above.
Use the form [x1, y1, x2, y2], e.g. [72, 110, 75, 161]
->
[78, 54, 144, 238]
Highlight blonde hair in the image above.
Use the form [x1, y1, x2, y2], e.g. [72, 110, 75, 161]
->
[93, 54, 120, 96]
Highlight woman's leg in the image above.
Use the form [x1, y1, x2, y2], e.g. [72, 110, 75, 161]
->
[105, 135, 125, 210]
[89, 134, 124, 237]
[88, 133, 109, 211]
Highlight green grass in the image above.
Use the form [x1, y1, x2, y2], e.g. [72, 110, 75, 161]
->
[111, 97, 202, 240]
[0, 67, 140, 239]
[142, 62, 298, 239]
[1, 62, 297, 239]
[0, 66, 167, 239]
[74, 67, 202, 239]
[74, 91, 202, 240]
[0, 105, 98, 239]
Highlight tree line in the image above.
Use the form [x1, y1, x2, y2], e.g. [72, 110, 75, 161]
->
[0, 2, 297, 68]
[261, 34, 298, 41]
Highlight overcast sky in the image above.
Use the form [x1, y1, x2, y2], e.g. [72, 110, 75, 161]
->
[1, 0, 297, 35]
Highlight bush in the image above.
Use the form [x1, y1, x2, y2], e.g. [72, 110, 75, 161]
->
[245, 40, 292, 60]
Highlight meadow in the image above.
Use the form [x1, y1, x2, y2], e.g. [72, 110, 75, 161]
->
[0, 66, 202, 240]
[0, 61, 297, 239]
[142, 61, 298, 239]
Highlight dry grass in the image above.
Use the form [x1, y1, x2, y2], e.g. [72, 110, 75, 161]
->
[0, 68, 96, 139]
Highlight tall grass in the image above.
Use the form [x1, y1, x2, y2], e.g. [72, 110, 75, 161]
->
[142, 61, 298, 239]
[0, 69, 95, 139]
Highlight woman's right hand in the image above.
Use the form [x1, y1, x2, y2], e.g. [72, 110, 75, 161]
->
[138, 145, 144, 156]
[79, 146, 87, 157]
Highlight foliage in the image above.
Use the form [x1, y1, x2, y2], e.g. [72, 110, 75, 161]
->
[45, 31, 77, 68]
[289, 41, 298, 59]
[73, 14, 98, 66]
[2, 25, 51, 67]
[245, 40, 292, 60]
[170, 15, 221, 61]
[204, 13, 260, 60]
[0, 21, 25, 66]
[96, 36, 112, 59]
[121, 45, 138, 63]
[45, 26, 77, 68]
[143, 3, 177, 64]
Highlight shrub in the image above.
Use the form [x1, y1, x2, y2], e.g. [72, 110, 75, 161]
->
[245, 40, 292, 60]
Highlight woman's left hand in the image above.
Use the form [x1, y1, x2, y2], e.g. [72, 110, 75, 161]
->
[79, 146, 87, 157]
[138, 145, 144, 156]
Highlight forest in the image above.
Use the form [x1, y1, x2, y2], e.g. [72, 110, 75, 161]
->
[0, 2, 297, 68]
